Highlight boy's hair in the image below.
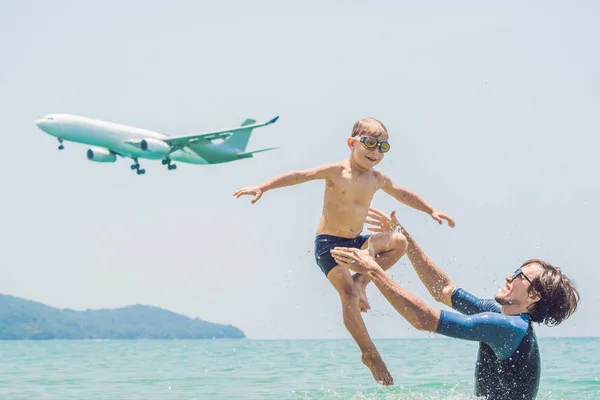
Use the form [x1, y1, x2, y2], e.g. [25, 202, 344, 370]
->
[351, 117, 388, 138]
[523, 259, 580, 326]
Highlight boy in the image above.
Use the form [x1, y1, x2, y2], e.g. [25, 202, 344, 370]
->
[233, 117, 455, 385]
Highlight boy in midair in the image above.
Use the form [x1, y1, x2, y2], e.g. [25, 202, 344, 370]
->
[233, 117, 455, 385]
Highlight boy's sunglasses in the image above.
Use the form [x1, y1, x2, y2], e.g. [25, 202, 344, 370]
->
[360, 136, 391, 153]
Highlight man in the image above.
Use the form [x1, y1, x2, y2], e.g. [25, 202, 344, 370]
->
[330, 208, 580, 400]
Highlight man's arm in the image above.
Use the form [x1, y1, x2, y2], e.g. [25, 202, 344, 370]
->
[365, 207, 457, 307]
[233, 163, 339, 203]
[436, 310, 528, 360]
[368, 266, 441, 332]
[330, 247, 524, 358]
[404, 234, 457, 308]
[403, 231, 500, 314]
[330, 247, 440, 332]
[370, 265, 526, 358]
[367, 208, 499, 314]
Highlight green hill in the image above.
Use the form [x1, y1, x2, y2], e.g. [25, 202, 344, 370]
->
[0, 294, 245, 340]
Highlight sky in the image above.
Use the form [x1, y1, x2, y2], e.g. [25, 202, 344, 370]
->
[1, 1, 599, 339]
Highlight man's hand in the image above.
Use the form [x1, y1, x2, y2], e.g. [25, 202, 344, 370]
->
[366, 207, 414, 240]
[431, 210, 455, 228]
[232, 186, 264, 204]
[366, 207, 400, 233]
[330, 247, 381, 275]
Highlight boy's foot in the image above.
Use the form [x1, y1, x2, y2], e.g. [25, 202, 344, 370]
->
[361, 351, 394, 386]
[352, 275, 371, 313]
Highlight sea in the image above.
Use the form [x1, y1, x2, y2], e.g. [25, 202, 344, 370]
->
[0, 338, 598, 400]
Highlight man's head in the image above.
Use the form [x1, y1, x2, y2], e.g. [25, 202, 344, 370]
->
[347, 117, 389, 169]
[495, 259, 580, 326]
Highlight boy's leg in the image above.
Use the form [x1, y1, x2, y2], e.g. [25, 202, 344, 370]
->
[363, 231, 408, 271]
[327, 264, 394, 386]
[355, 232, 408, 312]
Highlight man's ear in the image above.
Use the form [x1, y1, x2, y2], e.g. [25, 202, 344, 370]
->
[347, 137, 354, 149]
[528, 291, 541, 304]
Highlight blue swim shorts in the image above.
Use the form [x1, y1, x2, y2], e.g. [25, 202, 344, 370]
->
[314, 234, 371, 277]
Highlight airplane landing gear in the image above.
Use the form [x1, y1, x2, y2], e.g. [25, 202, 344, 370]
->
[162, 158, 177, 170]
[131, 159, 146, 175]
[57, 138, 64, 150]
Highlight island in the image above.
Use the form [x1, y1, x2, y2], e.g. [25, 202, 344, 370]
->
[0, 294, 245, 340]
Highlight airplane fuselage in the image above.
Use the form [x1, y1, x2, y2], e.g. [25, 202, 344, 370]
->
[36, 113, 279, 174]
[36, 114, 251, 165]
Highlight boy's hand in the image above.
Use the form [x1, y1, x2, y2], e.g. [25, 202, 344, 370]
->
[431, 210, 455, 228]
[232, 186, 264, 204]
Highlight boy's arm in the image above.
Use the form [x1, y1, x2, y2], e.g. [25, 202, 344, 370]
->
[260, 163, 337, 191]
[233, 163, 339, 203]
[380, 173, 435, 214]
[380, 173, 455, 227]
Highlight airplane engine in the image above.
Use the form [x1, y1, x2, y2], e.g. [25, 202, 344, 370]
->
[140, 138, 171, 155]
[86, 147, 116, 162]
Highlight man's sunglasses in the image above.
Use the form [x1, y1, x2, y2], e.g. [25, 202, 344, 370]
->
[511, 268, 534, 285]
[360, 136, 391, 153]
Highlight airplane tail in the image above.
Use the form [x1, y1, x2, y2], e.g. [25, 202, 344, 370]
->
[225, 116, 279, 151]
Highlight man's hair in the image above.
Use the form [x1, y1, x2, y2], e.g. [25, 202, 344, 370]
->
[351, 117, 388, 138]
[523, 259, 580, 326]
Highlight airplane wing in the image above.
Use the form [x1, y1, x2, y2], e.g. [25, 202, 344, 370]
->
[163, 116, 279, 146]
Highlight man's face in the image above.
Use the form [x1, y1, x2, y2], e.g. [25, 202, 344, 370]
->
[494, 262, 543, 307]
[348, 134, 389, 169]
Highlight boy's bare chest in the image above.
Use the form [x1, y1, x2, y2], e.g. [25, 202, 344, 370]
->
[328, 173, 380, 203]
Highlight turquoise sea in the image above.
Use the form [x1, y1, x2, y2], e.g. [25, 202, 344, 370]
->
[0, 338, 598, 399]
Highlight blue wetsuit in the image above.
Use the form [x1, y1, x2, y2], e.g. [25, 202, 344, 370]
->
[436, 288, 541, 400]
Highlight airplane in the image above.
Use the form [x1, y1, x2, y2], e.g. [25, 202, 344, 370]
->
[36, 113, 280, 175]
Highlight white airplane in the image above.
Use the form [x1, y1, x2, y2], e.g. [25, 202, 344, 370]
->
[36, 113, 280, 174]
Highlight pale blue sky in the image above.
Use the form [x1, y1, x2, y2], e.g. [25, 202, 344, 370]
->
[1, 1, 599, 339]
